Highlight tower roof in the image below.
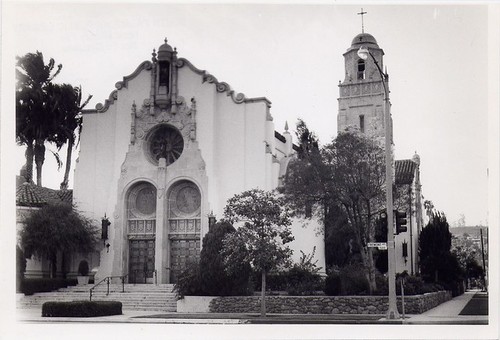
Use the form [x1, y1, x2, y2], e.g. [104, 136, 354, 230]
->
[157, 38, 175, 61]
[351, 33, 379, 48]
[158, 38, 174, 53]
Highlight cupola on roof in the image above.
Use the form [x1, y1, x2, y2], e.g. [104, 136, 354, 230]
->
[158, 38, 173, 53]
[351, 33, 379, 48]
[157, 38, 175, 61]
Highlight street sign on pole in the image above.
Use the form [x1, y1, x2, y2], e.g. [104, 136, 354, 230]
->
[367, 242, 388, 250]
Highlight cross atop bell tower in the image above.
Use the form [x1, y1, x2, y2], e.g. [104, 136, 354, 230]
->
[357, 8, 367, 33]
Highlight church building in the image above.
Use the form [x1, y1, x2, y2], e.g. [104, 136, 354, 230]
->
[337, 31, 424, 275]
[73, 39, 325, 284]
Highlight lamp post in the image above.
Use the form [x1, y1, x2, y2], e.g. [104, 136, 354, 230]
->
[358, 46, 400, 319]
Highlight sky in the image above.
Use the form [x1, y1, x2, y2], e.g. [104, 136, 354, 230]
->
[2, 2, 497, 227]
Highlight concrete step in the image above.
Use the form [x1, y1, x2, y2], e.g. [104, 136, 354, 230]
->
[18, 283, 178, 311]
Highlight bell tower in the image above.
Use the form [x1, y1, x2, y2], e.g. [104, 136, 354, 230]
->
[337, 32, 390, 143]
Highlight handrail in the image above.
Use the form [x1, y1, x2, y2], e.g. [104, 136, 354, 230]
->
[89, 274, 129, 301]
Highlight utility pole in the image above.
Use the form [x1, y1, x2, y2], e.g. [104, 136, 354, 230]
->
[480, 228, 487, 291]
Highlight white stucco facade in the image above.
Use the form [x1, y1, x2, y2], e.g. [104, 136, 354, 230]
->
[73, 40, 325, 283]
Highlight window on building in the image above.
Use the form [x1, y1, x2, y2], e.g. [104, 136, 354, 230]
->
[357, 59, 366, 80]
[159, 60, 170, 89]
[359, 115, 365, 133]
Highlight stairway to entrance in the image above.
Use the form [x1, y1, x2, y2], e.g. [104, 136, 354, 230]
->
[17, 284, 178, 312]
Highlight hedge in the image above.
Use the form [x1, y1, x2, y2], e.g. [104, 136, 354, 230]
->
[42, 301, 122, 317]
[20, 278, 78, 295]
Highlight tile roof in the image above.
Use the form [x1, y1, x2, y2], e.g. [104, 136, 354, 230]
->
[395, 159, 417, 185]
[16, 179, 73, 207]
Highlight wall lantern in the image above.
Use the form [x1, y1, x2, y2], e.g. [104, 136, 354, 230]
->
[101, 214, 111, 245]
[402, 241, 408, 264]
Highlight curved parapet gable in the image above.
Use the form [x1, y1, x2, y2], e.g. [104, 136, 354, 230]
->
[90, 60, 153, 113]
[115, 61, 153, 90]
[177, 58, 271, 108]
[94, 90, 118, 113]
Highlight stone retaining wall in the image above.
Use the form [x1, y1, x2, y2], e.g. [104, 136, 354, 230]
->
[209, 291, 452, 314]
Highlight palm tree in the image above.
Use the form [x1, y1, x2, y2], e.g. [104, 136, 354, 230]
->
[48, 84, 92, 189]
[16, 51, 62, 186]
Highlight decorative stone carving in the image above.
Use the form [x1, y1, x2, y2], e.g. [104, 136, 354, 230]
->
[149, 125, 184, 166]
[169, 182, 201, 218]
[127, 183, 157, 219]
[129, 94, 197, 166]
[95, 90, 118, 112]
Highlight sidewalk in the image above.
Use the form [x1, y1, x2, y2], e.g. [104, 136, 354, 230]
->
[16, 290, 488, 325]
[404, 290, 488, 324]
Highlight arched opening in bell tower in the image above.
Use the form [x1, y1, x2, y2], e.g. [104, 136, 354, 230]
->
[357, 59, 366, 80]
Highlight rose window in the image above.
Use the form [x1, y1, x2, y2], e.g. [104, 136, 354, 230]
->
[149, 125, 184, 165]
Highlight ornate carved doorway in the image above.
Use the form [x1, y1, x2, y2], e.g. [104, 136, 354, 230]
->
[168, 181, 201, 283]
[127, 182, 157, 283]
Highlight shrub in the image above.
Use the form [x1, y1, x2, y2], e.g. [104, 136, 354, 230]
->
[285, 266, 323, 296]
[374, 274, 446, 296]
[324, 271, 342, 296]
[42, 301, 122, 317]
[339, 264, 370, 295]
[20, 278, 78, 295]
[78, 260, 89, 276]
[250, 248, 324, 296]
[252, 270, 288, 291]
[200, 221, 252, 296]
[173, 261, 204, 299]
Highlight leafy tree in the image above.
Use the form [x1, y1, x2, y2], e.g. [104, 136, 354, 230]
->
[295, 118, 319, 159]
[222, 189, 294, 316]
[423, 200, 434, 219]
[280, 120, 340, 268]
[20, 202, 99, 278]
[281, 128, 386, 294]
[451, 234, 484, 287]
[199, 221, 251, 296]
[280, 119, 334, 219]
[16, 51, 62, 185]
[325, 132, 386, 294]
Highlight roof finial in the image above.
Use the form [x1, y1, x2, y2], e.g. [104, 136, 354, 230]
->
[164, 37, 168, 44]
[284, 121, 289, 132]
[357, 8, 367, 33]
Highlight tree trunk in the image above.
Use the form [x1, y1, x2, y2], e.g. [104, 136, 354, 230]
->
[260, 269, 266, 317]
[60, 139, 73, 190]
[34, 140, 45, 186]
[24, 143, 34, 182]
[367, 248, 377, 293]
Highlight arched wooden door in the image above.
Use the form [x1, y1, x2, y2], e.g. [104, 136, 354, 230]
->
[127, 182, 157, 283]
[168, 180, 201, 283]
